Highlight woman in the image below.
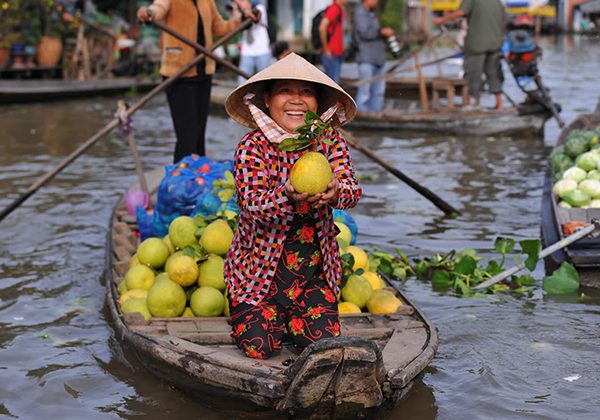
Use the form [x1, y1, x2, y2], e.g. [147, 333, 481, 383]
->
[136, 0, 257, 163]
[224, 53, 361, 359]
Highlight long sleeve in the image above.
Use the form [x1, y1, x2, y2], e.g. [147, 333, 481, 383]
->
[210, 0, 242, 37]
[149, 0, 170, 20]
[328, 130, 362, 210]
[234, 134, 294, 222]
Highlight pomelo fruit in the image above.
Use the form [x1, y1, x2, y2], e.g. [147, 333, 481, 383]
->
[164, 250, 184, 273]
[223, 293, 230, 317]
[199, 219, 233, 256]
[290, 152, 333, 194]
[344, 245, 369, 271]
[338, 301, 362, 314]
[366, 289, 403, 314]
[124, 264, 156, 291]
[117, 280, 128, 295]
[361, 271, 386, 290]
[341, 274, 374, 309]
[198, 255, 226, 291]
[146, 277, 187, 318]
[137, 237, 170, 269]
[181, 307, 195, 317]
[163, 235, 176, 254]
[166, 255, 199, 287]
[129, 254, 140, 268]
[335, 222, 352, 248]
[190, 286, 225, 317]
[118, 288, 148, 306]
[168, 216, 198, 249]
[121, 297, 151, 321]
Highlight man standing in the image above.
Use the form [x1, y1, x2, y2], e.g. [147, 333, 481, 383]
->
[353, 0, 394, 112]
[319, 0, 348, 83]
[237, 1, 273, 85]
[433, 0, 506, 111]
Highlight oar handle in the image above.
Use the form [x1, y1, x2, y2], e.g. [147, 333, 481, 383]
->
[0, 18, 254, 224]
[473, 220, 600, 290]
[342, 130, 461, 216]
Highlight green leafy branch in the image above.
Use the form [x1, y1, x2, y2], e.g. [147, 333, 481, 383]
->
[277, 111, 335, 152]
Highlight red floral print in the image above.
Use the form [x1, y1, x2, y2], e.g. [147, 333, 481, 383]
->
[261, 306, 276, 321]
[297, 201, 310, 214]
[323, 288, 336, 303]
[310, 250, 321, 266]
[307, 306, 325, 320]
[290, 318, 305, 335]
[299, 226, 315, 243]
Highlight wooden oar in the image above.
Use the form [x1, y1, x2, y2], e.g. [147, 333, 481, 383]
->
[0, 18, 253, 224]
[342, 130, 460, 216]
[155, 22, 460, 216]
[472, 220, 600, 290]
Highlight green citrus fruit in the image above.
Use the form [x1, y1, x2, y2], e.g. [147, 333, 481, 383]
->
[290, 152, 333, 194]
[341, 274, 374, 309]
[190, 286, 225, 317]
[146, 277, 187, 318]
[168, 216, 198, 249]
[198, 254, 225, 291]
[166, 255, 199, 287]
[137, 237, 170, 269]
[124, 264, 156, 291]
[199, 219, 233, 256]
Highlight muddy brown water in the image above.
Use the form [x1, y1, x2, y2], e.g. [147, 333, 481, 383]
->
[1, 36, 599, 419]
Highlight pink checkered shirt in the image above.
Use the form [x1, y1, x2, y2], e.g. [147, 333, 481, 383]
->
[224, 99, 361, 306]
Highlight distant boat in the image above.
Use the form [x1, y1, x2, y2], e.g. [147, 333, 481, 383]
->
[212, 79, 552, 137]
[0, 77, 160, 104]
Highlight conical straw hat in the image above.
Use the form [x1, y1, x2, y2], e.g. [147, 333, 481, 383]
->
[225, 53, 356, 129]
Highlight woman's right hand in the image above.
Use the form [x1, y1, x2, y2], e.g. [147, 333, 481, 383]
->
[136, 6, 153, 23]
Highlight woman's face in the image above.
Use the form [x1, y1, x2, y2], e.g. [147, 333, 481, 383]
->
[263, 80, 318, 133]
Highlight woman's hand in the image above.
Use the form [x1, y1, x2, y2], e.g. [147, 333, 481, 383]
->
[312, 178, 339, 209]
[136, 6, 153, 23]
[284, 179, 339, 209]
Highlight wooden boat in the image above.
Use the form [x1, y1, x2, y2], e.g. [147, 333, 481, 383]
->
[541, 100, 600, 288]
[105, 169, 438, 417]
[211, 79, 551, 137]
[0, 77, 160, 104]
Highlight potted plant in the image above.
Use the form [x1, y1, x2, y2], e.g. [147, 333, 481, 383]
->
[0, 0, 21, 68]
[36, 0, 67, 67]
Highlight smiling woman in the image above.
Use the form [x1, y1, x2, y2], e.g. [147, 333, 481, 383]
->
[223, 53, 362, 359]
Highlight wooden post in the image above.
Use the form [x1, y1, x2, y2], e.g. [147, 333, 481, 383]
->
[414, 52, 429, 113]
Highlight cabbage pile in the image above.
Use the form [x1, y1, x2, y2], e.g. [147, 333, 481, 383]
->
[550, 127, 600, 208]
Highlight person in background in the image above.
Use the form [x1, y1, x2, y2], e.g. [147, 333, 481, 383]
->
[319, 0, 349, 83]
[236, 1, 273, 85]
[353, 0, 394, 112]
[136, 0, 259, 163]
[432, 0, 506, 111]
[223, 53, 361, 359]
[271, 40, 291, 61]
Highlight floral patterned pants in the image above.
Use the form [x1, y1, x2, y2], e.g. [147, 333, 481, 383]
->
[230, 206, 340, 359]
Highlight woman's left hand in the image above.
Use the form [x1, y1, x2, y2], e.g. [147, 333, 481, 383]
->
[312, 178, 339, 209]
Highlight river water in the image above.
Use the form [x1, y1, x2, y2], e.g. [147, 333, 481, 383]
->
[1, 35, 599, 419]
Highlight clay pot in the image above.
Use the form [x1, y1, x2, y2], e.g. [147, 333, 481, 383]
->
[0, 48, 9, 69]
[36, 36, 63, 67]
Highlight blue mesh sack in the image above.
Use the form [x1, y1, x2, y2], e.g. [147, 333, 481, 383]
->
[333, 209, 358, 245]
[136, 155, 234, 239]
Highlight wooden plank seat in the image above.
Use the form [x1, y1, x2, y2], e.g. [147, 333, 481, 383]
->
[431, 78, 468, 110]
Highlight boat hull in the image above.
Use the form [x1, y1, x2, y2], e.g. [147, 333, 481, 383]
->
[0, 78, 160, 104]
